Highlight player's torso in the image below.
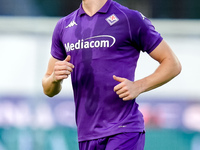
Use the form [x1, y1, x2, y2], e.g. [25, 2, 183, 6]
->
[58, 3, 145, 141]
[59, 6, 141, 102]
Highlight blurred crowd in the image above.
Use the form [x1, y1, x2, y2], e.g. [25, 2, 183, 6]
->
[0, 96, 200, 132]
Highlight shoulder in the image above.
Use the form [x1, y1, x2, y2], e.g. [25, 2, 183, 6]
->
[111, 2, 150, 33]
[52, 8, 79, 41]
[54, 7, 80, 33]
[55, 9, 79, 29]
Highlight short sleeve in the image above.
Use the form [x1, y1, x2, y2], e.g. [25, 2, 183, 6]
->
[130, 11, 163, 54]
[51, 19, 67, 60]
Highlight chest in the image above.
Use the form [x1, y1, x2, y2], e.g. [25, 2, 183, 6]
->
[61, 13, 139, 65]
[64, 14, 132, 48]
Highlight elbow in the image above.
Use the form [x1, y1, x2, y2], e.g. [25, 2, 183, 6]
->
[43, 89, 55, 97]
[42, 78, 58, 97]
[173, 60, 182, 77]
[177, 62, 182, 75]
[43, 87, 59, 97]
[44, 91, 55, 97]
[42, 83, 57, 98]
[42, 86, 61, 98]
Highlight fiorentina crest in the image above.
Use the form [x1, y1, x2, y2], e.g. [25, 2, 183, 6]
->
[106, 14, 119, 26]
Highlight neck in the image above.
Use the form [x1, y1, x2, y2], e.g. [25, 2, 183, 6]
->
[82, 0, 107, 16]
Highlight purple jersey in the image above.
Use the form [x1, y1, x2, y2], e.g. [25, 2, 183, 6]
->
[51, 0, 163, 142]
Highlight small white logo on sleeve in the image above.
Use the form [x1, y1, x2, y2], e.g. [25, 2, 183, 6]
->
[140, 12, 146, 20]
[65, 21, 77, 28]
[106, 14, 119, 26]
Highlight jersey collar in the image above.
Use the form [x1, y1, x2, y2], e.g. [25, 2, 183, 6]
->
[78, 0, 112, 16]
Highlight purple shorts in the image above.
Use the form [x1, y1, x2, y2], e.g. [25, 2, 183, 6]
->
[79, 131, 145, 150]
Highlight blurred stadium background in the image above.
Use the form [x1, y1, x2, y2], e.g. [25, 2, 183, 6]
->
[0, 0, 200, 150]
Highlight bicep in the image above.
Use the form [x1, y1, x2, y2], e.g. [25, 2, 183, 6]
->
[149, 40, 178, 64]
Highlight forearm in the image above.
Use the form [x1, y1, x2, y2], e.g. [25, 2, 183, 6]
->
[42, 74, 63, 97]
[138, 56, 181, 94]
[42, 55, 74, 97]
[113, 40, 181, 101]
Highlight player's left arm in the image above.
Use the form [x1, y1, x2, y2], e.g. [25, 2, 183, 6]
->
[113, 40, 182, 101]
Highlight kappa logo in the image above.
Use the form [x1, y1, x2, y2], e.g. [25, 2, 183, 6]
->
[65, 20, 77, 28]
[106, 14, 119, 26]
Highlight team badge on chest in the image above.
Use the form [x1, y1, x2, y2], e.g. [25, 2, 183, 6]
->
[106, 14, 119, 26]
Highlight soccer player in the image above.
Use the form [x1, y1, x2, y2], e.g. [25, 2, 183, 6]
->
[42, 0, 182, 149]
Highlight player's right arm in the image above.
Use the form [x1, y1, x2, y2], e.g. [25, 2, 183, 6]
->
[42, 55, 74, 97]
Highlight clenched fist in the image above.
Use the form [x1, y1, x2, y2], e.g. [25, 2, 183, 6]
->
[113, 75, 142, 101]
[52, 55, 74, 82]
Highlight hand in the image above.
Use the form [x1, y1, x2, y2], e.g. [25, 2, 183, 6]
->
[52, 55, 74, 82]
[113, 75, 141, 101]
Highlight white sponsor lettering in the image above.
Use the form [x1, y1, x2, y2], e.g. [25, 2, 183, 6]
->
[64, 35, 115, 52]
